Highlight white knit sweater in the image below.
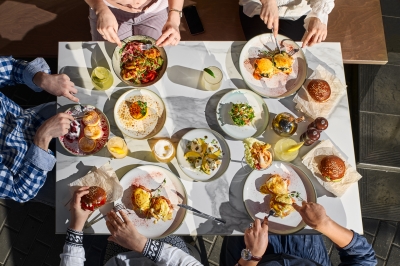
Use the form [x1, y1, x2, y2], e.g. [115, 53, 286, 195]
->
[239, 0, 335, 27]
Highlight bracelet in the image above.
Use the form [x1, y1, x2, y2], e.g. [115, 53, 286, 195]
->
[169, 8, 182, 18]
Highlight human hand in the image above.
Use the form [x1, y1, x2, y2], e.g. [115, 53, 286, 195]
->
[69, 187, 92, 231]
[293, 201, 331, 232]
[34, 113, 75, 150]
[301, 17, 327, 47]
[106, 210, 148, 252]
[97, 6, 122, 47]
[244, 217, 269, 257]
[33, 72, 79, 102]
[260, 0, 279, 36]
[156, 20, 181, 47]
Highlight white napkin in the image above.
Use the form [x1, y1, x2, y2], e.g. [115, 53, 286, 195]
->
[302, 139, 362, 197]
[293, 65, 346, 119]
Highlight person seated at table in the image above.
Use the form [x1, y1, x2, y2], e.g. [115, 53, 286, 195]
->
[0, 56, 78, 204]
[85, 0, 183, 47]
[239, 0, 335, 47]
[60, 187, 200, 265]
[220, 201, 377, 266]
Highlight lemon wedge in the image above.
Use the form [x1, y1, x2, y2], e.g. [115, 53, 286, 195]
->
[109, 147, 125, 154]
[287, 142, 304, 152]
[184, 151, 201, 158]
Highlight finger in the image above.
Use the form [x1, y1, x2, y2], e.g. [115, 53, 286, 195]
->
[263, 216, 269, 224]
[61, 113, 75, 121]
[267, 17, 274, 30]
[107, 213, 120, 228]
[119, 210, 131, 224]
[68, 84, 78, 94]
[102, 28, 114, 43]
[302, 200, 308, 206]
[73, 189, 90, 204]
[156, 29, 173, 46]
[64, 92, 79, 103]
[106, 220, 115, 231]
[302, 31, 313, 47]
[110, 211, 124, 226]
[107, 236, 117, 242]
[292, 202, 301, 211]
[273, 19, 279, 37]
[254, 218, 261, 229]
[110, 28, 122, 47]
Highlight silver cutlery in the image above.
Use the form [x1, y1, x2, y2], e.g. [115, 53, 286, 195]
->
[178, 204, 226, 224]
[271, 30, 282, 54]
[288, 48, 299, 56]
[267, 209, 276, 218]
[84, 203, 129, 228]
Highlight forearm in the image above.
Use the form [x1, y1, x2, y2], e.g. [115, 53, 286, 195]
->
[168, 0, 184, 25]
[318, 218, 353, 248]
[0, 145, 55, 202]
[155, 241, 203, 265]
[305, 0, 335, 25]
[60, 229, 86, 266]
[85, 0, 108, 15]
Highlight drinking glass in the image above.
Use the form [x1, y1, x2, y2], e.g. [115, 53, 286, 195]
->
[91, 67, 114, 90]
[201, 66, 223, 91]
[107, 136, 128, 159]
[152, 139, 176, 163]
[273, 138, 299, 162]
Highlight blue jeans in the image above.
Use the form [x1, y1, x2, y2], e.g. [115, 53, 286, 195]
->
[220, 235, 331, 266]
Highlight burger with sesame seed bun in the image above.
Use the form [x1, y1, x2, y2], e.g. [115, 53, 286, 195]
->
[307, 79, 331, 102]
[319, 155, 346, 182]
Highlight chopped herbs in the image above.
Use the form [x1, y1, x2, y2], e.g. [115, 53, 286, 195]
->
[229, 103, 255, 127]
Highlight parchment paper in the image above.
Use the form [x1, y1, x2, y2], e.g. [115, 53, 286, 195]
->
[68, 162, 123, 203]
[302, 139, 362, 197]
[293, 65, 346, 119]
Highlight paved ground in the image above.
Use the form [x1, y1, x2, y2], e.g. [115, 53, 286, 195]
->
[1, 0, 399, 265]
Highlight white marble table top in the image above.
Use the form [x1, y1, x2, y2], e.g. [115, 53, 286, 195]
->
[56, 41, 362, 235]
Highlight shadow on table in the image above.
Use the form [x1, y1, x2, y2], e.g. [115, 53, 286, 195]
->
[195, 167, 253, 235]
[167, 65, 203, 90]
[205, 89, 236, 141]
[103, 88, 131, 137]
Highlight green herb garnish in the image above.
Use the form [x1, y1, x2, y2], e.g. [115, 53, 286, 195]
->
[137, 100, 147, 116]
[229, 103, 255, 127]
[203, 68, 215, 78]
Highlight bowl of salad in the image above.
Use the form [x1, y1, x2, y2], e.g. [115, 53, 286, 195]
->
[112, 35, 168, 87]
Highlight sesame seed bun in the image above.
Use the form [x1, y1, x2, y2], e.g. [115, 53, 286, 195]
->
[307, 79, 331, 103]
[319, 155, 346, 182]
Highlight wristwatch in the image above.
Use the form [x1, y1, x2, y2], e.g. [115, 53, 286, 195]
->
[241, 248, 262, 261]
[169, 8, 182, 18]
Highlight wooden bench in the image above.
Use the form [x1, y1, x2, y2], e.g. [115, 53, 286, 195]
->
[0, 0, 387, 64]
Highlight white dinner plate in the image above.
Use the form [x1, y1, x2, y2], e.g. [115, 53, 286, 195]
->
[239, 33, 307, 99]
[176, 128, 231, 181]
[114, 88, 166, 139]
[115, 165, 187, 239]
[216, 89, 269, 140]
[243, 161, 316, 234]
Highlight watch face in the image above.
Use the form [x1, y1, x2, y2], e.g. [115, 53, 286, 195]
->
[241, 249, 252, 260]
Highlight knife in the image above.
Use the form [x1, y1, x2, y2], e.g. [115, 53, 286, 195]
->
[178, 204, 226, 224]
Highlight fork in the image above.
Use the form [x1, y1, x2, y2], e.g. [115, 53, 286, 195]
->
[271, 30, 282, 54]
[84, 202, 129, 228]
[267, 209, 276, 218]
[288, 48, 299, 56]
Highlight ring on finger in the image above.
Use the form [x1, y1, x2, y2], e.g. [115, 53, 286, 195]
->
[249, 223, 253, 229]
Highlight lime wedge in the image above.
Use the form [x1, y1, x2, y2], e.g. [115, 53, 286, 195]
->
[94, 67, 108, 80]
[203, 68, 215, 78]
[287, 142, 304, 152]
